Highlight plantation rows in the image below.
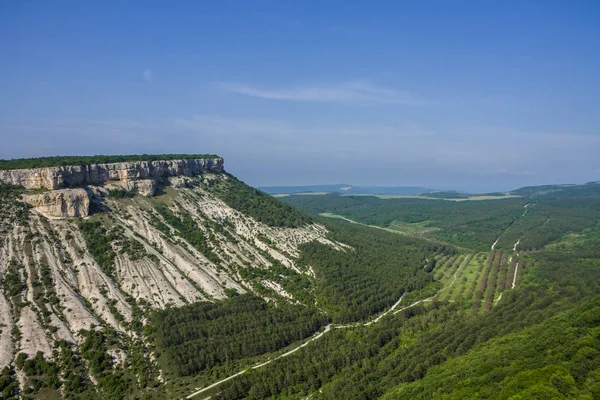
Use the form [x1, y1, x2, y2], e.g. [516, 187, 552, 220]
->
[430, 249, 527, 313]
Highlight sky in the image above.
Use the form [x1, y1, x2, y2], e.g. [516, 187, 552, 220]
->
[1, 1, 599, 192]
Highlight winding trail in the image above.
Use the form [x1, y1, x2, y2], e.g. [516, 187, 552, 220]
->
[491, 238, 499, 251]
[187, 288, 413, 398]
[511, 263, 520, 289]
[491, 203, 531, 251]
[513, 239, 520, 252]
[187, 254, 473, 398]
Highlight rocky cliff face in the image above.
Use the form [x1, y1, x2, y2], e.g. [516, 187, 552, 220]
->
[0, 157, 224, 218]
[0, 169, 341, 393]
[0, 157, 223, 190]
[22, 188, 90, 218]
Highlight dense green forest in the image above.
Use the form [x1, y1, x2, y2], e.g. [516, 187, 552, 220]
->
[212, 174, 312, 227]
[3, 166, 600, 399]
[149, 295, 328, 377]
[0, 153, 220, 170]
[282, 191, 600, 251]
[147, 220, 448, 386]
[299, 220, 452, 322]
[206, 221, 600, 399]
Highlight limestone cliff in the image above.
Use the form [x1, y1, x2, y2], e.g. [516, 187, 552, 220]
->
[0, 157, 223, 190]
[22, 188, 90, 218]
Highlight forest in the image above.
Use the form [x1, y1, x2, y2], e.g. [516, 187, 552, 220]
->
[148, 295, 328, 377]
[212, 174, 313, 228]
[0, 153, 220, 170]
[207, 222, 600, 399]
[282, 189, 600, 251]
[298, 220, 453, 322]
[2, 170, 599, 399]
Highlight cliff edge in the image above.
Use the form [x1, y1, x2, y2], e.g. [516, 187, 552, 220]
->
[0, 157, 224, 190]
[0, 156, 224, 218]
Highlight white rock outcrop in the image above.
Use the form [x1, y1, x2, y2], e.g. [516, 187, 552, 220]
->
[107, 179, 157, 197]
[0, 158, 223, 190]
[22, 188, 90, 218]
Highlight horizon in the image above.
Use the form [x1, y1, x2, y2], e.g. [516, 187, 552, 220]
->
[1, 1, 599, 192]
[0, 153, 595, 193]
[256, 180, 600, 194]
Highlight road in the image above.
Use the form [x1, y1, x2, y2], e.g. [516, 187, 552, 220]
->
[187, 256, 471, 398]
[187, 290, 410, 398]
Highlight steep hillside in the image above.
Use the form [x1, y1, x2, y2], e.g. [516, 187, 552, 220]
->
[0, 156, 448, 399]
[0, 156, 352, 398]
[4, 156, 595, 399]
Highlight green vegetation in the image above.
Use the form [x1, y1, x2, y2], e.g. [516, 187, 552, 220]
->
[153, 203, 219, 263]
[385, 295, 600, 399]
[78, 219, 118, 278]
[0, 183, 29, 237]
[78, 218, 155, 277]
[107, 188, 135, 199]
[213, 175, 312, 227]
[148, 294, 328, 377]
[211, 234, 600, 399]
[0, 153, 220, 170]
[2, 262, 24, 298]
[78, 329, 131, 399]
[283, 190, 600, 251]
[16, 352, 60, 395]
[3, 169, 600, 399]
[299, 219, 452, 322]
[0, 367, 18, 400]
[511, 181, 600, 198]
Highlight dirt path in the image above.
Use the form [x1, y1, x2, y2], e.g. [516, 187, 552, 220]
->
[491, 203, 531, 250]
[491, 238, 499, 250]
[511, 263, 519, 289]
[186, 325, 332, 399]
[187, 288, 409, 398]
[513, 239, 520, 252]
[186, 249, 474, 398]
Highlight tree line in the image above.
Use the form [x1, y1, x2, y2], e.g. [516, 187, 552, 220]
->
[0, 154, 220, 170]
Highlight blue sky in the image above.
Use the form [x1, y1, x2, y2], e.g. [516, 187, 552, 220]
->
[1, 1, 599, 191]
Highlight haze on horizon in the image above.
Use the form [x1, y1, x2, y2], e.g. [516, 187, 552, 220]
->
[1, 1, 599, 192]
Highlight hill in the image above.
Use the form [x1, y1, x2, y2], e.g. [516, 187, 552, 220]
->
[259, 184, 432, 196]
[1, 157, 598, 399]
[0, 155, 447, 398]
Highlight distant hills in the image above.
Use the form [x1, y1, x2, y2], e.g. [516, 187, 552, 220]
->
[510, 181, 600, 198]
[260, 181, 600, 199]
[259, 184, 434, 196]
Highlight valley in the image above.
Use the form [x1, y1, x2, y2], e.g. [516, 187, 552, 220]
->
[0, 156, 599, 399]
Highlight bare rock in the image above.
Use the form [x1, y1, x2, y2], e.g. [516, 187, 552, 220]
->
[0, 157, 224, 190]
[108, 179, 157, 197]
[22, 188, 90, 218]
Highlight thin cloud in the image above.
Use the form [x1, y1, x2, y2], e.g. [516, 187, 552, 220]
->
[219, 81, 431, 105]
[143, 69, 153, 82]
[174, 116, 431, 140]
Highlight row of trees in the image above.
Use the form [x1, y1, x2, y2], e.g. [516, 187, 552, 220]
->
[0, 153, 220, 170]
[213, 272, 600, 399]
